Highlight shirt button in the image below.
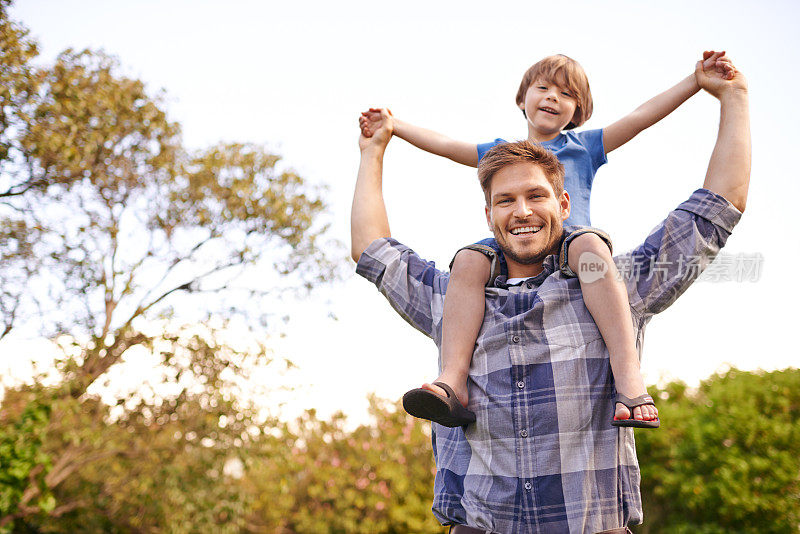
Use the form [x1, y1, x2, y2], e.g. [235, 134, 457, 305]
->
[520, 429, 528, 438]
[517, 381, 525, 389]
[524, 482, 532, 491]
[512, 335, 520, 343]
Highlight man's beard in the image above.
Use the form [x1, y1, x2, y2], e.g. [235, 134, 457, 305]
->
[494, 220, 564, 266]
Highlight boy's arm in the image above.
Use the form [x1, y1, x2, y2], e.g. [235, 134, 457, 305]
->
[602, 75, 699, 154]
[602, 52, 731, 154]
[351, 110, 393, 263]
[360, 108, 479, 167]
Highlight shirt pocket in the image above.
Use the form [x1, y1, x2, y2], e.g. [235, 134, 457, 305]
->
[536, 282, 603, 349]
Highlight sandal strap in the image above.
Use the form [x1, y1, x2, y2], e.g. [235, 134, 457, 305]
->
[432, 381, 457, 399]
[615, 393, 655, 408]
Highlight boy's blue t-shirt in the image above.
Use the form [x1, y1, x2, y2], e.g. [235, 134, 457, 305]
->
[477, 129, 607, 227]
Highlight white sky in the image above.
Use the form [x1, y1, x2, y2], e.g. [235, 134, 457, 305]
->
[5, 0, 800, 425]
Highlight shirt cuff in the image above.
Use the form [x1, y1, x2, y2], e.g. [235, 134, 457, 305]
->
[355, 237, 398, 285]
[675, 188, 742, 234]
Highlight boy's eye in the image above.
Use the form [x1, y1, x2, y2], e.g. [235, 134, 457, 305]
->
[561, 91, 572, 97]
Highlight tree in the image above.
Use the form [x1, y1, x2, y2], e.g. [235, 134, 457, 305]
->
[0, 0, 40, 337]
[0, 4, 340, 527]
[0, 392, 53, 526]
[6, 329, 272, 532]
[633, 368, 800, 534]
[242, 396, 447, 533]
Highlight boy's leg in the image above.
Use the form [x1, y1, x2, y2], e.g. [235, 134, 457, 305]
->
[422, 249, 491, 408]
[567, 233, 658, 423]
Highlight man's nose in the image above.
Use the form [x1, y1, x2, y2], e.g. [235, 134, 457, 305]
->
[513, 200, 533, 218]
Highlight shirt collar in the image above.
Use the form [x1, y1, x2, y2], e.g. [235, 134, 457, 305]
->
[493, 254, 558, 289]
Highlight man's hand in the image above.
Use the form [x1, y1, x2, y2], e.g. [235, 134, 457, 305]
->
[358, 108, 394, 152]
[695, 50, 747, 99]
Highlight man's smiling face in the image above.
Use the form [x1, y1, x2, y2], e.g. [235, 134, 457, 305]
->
[485, 162, 570, 278]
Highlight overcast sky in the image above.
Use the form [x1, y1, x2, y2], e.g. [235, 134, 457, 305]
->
[5, 0, 800, 424]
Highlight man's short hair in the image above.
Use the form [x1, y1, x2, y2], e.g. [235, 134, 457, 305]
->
[478, 140, 565, 206]
[516, 54, 593, 130]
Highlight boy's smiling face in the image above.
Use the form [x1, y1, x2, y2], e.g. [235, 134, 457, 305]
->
[519, 78, 579, 141]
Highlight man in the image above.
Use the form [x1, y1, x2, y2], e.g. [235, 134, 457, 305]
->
[350, 52, 749, 533]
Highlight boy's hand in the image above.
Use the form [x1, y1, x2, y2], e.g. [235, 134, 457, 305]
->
[358, 108, 393, 152]
[695, 50, 747, 99]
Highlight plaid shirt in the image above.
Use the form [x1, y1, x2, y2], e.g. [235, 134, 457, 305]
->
[356, 189, 741, 534]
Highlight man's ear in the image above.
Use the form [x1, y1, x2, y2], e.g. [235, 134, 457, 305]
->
[485, 204, 493, 231]
[560, 190, 571, 221]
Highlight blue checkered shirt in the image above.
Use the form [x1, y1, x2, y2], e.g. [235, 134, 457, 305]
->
[356, 189, 741, 533]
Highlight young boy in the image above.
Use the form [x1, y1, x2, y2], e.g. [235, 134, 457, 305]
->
[360, 52, 733, 428]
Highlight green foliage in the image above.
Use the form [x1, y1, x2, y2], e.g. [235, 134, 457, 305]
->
[633, 368, 800, 534]
[172, 142, 336, 289]
[0, 393, 53, 532]
[12, 328, 267, 533]
[6, 387, 447, 533]
[23, 48, 179, 193]
[0, 0, 38, 179]
[0, 1, 40, 336]
[243, 395, 447, 533]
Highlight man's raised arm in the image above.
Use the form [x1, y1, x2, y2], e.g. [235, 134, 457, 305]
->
[351, 109, 393, 262]
[619, 52, 750, 319]
[697, 51, 751, 212]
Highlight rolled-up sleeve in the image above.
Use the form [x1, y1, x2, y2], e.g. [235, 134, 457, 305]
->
[616, 188, 742, 320]
[356, 238, 448, 340]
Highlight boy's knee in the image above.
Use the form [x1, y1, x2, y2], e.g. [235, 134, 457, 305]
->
[570, 232, 612, 258]
[452, 249, 492, 283]
[566, 231, 614, 279]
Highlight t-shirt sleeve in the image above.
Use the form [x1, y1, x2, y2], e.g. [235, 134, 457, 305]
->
[355, 237, 447, 339]
[574, 129, 607, 172]
[615, 188, 742, 320]
[476, 138, 507, 162]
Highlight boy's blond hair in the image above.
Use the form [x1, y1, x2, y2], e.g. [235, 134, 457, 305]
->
[478, 140, 565, 206]
[516, 55, 593, 130]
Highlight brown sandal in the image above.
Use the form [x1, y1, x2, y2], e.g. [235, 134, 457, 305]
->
[611, 393, 660, 429]
[402, 381, 476, 427]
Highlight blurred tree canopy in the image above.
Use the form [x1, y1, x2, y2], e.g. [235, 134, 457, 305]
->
[2, 331, 266, 532]
[0, 1, 340, 529]
[633, 367, 800, 534]
[243, 396, 444, 533]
